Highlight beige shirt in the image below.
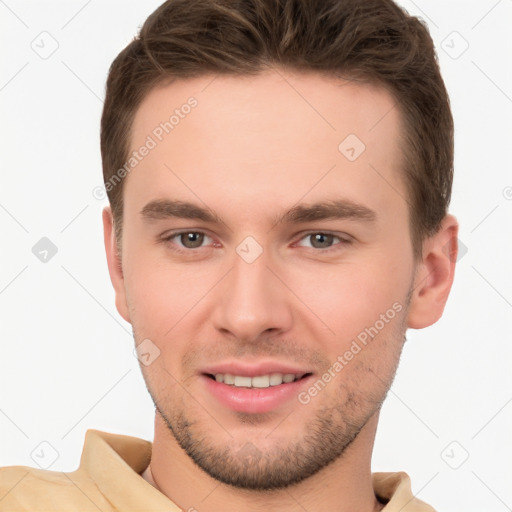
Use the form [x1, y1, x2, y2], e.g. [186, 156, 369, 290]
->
[0, 430, 436, 511]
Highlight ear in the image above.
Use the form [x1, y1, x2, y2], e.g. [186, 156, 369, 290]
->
[102, 206, 131, 324]
[407, 214, 459, 329]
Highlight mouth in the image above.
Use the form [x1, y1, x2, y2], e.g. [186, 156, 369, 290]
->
[201, 372, 314, 414]
[204, 372, 312, 388]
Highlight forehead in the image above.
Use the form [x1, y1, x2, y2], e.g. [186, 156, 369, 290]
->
[126, 69, 406, 223]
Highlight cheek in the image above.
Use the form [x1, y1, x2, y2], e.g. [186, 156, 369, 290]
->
[123, 248, 219, 338]
[287, 255, 410, 340]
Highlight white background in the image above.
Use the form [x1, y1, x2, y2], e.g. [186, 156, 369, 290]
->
[1, 1, 511, 510]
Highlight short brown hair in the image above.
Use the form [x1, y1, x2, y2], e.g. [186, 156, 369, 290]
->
[101, 0, 453, 260]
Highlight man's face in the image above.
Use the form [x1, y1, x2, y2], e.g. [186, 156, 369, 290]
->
[114, 69, 417, 489]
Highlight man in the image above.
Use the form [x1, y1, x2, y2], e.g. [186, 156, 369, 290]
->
[0, 0, 458, 510]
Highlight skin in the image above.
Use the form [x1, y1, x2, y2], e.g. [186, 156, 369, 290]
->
[103, 67, 458, 512]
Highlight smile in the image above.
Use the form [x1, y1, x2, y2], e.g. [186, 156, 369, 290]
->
[202, 373, 314, 414]
[208, 372, 310, 388]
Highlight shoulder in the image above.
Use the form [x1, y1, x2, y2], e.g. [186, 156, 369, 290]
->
[0, 465, 112, 512]
[373, 471, 437, 511]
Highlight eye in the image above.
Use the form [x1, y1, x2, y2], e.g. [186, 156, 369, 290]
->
[295, 232, 352, 251]
[159, 230, 352, 254]
[161, 231, 214, 251]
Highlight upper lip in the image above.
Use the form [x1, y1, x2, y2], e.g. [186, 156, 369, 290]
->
[201, 361, 312, 378]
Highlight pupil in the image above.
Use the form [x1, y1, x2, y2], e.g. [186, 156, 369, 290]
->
[312, 233, 332, 248]
[182, 232, 203, 248]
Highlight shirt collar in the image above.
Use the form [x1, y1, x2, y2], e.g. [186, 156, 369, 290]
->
[80, 429, 181, 511]
[80, 429, 434, 511]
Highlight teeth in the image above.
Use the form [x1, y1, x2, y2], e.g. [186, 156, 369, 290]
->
[234, 376, 252, 387]
[213, 373, 304, 388]
[269, 373, 283, 386]
[251, 375, 270, 388]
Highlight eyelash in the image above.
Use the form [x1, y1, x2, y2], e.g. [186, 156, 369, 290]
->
[159, 230, 352, 254]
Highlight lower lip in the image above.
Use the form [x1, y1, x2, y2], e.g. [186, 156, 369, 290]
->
[201, 374, 313, 414]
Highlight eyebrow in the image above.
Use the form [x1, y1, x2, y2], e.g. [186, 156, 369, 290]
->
[277, 199, 376, 225]
[140, 199, 222, 223]
[140, 198, 377, 226]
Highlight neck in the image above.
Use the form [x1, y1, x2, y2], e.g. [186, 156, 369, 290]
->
[142, 411, 385, 512]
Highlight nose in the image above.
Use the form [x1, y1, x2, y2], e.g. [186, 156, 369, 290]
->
[211, 247, 293, 343]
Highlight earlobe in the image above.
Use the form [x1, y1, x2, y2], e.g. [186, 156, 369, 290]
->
[102, 206, 131, 324]
[406, 214, 459, 329]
